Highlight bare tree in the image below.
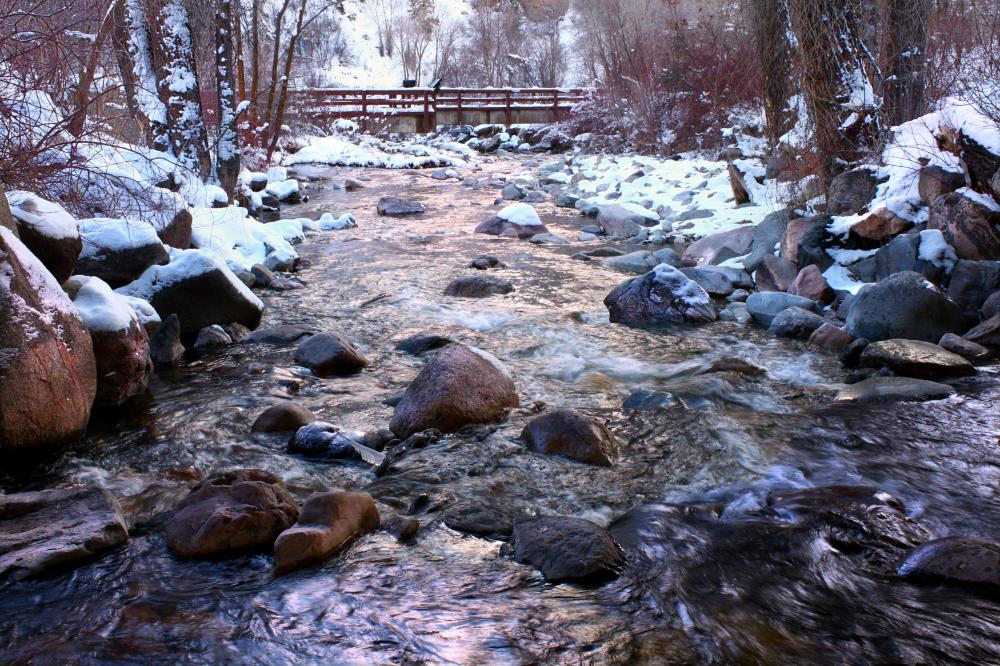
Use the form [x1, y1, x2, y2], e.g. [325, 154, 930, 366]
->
[747, 0, 798, 146]
[881, 0, 929, 126]
[215, 0, 240, 196]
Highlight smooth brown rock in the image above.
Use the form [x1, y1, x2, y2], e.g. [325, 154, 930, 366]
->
[928, 191, 1000, 260]
[683, 227, 754, 266]
[166, 470, 299, 558]
[0, 486, 128, 580]
[509, 516, 626, 582]
[520, 409, 618, 466]
[780, 216, 825, 265]
[157, 208, 193, 249]
[294, 332, 369, 377]
[964, 313, 1000, 347]
[443, 275, 514, 298]
[788, 264, 834, 304]
[835, 376, 956, 403]
[91, 319, 153, 407]
[938, 333, 992, 364]
[848, 207, 912, 243]
[389, 343, 519, 439]
[252, 403, 317, 433]
[860, 339, 975, 379]
[917, 166, 965, 207]
[809, 323, 853, 353]
[273, 492, 380, 574]
[0, 228, 96, 451]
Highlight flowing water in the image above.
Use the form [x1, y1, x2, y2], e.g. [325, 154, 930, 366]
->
[2, 160, 1000, 664]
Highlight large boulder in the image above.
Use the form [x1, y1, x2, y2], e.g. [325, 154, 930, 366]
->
[848, 207, 913, 243]
[0, 486, 128, 580]
[927, 190, 1000, 260]
[166, 469, 299, 558]
[754, 255, 799, 292]
[520, 409, 618, 466]
[294, 332, 369, 377]
[0, 228, 96, 451]
[745, 292, 817, 328]
[946, 260, 1000, 322]
[156, 207, 193, 249]
[475, 203, 548, 239]
[75, 218, 169, 288]
[389, 343, 519, 439]
[376, 197, 425, 216]
[744, 209, 795, 272]
[443, 275, 514, 298]
[827, 167, 879, 215]
[898, 536, 1000, 588]
[917, 165, 965, 206]
[5, 190, 82, 283]
[845, 271, 964, 342]
[68, 276, 153, 407]
[874, 232, 943, 283]
[508, 516, 626, 582]
[273, 491, 380, 574]
[859, 339, 975, 379]
[682, 227, 753, 266]
[596, 203, 658, 237]
[781, 214, 830, 267]
[605, 264, 716, 327]
[117, 249, 264, 334]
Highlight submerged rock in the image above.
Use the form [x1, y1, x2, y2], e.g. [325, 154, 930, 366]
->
[444, 275, 514, 298]
[0, 486, 128, 580]
[287, 422, 357, 459]
[520, 409, 618, 466]
[767, 307, 827, 339]
[273, 492, 380, 574]
[294, 332, 369, 377]
[389, 343, 519, 439]
[252, 402, 317, 433]
[166, 469, 298, 558]
[507, 516, 626, 582]
[468, 255, 506, 270]
[394, 332, 453, 356]
[377, 197, 425, 216]
[604, 265, 717, 327]
[860, 339, 976, 379]
[898, 536, 1000, 589]
[835, 376, 956, 403]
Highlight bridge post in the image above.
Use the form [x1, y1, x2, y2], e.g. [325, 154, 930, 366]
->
[504, 89, 512, 126]
[457, 90, 463, 126]
[553, 89, 559, 122]
[361, 91, 368, 133]
[422, 90, 430, 133]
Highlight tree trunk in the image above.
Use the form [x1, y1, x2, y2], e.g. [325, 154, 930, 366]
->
[789, 0, 881, 188]
[267, 0, 309, 161]
[123, 0, 170, 152]
[215, 0, 241, 197]
[747, 0, 798, 147]
[68, 2, 117, 138]
[262, 0, 293, 151]
[882, 0, 929, 126]
[146, 0, 211, 176]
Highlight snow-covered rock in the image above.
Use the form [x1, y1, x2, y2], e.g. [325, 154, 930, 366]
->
[75, 217, 169, 288]
[0, 227, 96, 451]
[265, 179, 301, 203]
[189, 206, 299, 272]
[117, 248, 264, 334]
[604, 264, 717, 327]
[475, 203, 547, 239]
[5, 190, 82, 283]
[67, 276, 152, 407]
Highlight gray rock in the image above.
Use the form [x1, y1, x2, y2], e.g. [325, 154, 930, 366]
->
[845, 271, 964, 342]
[508, 516, 626, 582]
[964, 313, 1000, 347]
[719, 301, 751, 324]
[444, 275, 514, 297]
[744, 209, 796, 272]
[754, 255, 800, 292]
[193, 325, 233, 350]
[0, 486, 128, 580]
[589, 247, 624, 258]
[149, 313, 185, 366]
[680, 266, 735, 297]
[244, 325, 315, 345]
[683, 226, 753, 266]
[746, 292, 818, 327]
[874, 232, 942, 283]
[377, 197, 425, 216]
[602, 250, 657, 274]
[605, 265, 717, 327]
[580, 224, 603, 235]
[835, 376, 956, 403]
[597, 204, 658, 237]
[501, 184, 525, 200]
[898, 536, 1000, 588]
[947, 260, 1000, 322]
[827, 167, 879, 215]
[860, 339, 975, 379]
[652, 247, 683, 267]
[938, 333, 992, 364]
[251, 263, 275, 287]
[767, 306, 828, 339]
[555, 194, 580, 208]
[529, 233, 570, 245]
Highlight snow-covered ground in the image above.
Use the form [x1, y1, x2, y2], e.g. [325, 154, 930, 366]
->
[285, 127, 474, 169]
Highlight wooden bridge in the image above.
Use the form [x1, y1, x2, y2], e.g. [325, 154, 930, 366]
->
[288, 87, 590, 133]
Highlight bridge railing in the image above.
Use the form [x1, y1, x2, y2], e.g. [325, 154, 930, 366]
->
[288, 87, 591, 131]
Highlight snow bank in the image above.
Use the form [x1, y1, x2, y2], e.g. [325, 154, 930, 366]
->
[265, 179, 299, 201]
[497, 203, 542, 227]
[189, 207, 299, 272]
[5, 191, 78, 239]
[285, 133, 471, 169]
[69, 276, 138, 332]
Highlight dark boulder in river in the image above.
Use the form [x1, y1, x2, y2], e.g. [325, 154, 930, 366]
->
[294, 332, 369, 377]
[507, 515, 626, 582]
[520, 409, 618, 466]
[604, 265, 716, 328]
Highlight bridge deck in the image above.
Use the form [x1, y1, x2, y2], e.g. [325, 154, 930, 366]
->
[289, 87, 590, 132]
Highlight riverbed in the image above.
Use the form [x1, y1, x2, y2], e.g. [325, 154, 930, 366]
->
[2, 160, 999, 664]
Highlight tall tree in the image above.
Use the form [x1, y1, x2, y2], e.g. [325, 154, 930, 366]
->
[748, 0, 798, 147]
[121, 0, 170, 152]
[881, 0, 929, 127]
[215, 0, 241, 196]
[147, 0, 211, 175]
[789, 0, 881, 187]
